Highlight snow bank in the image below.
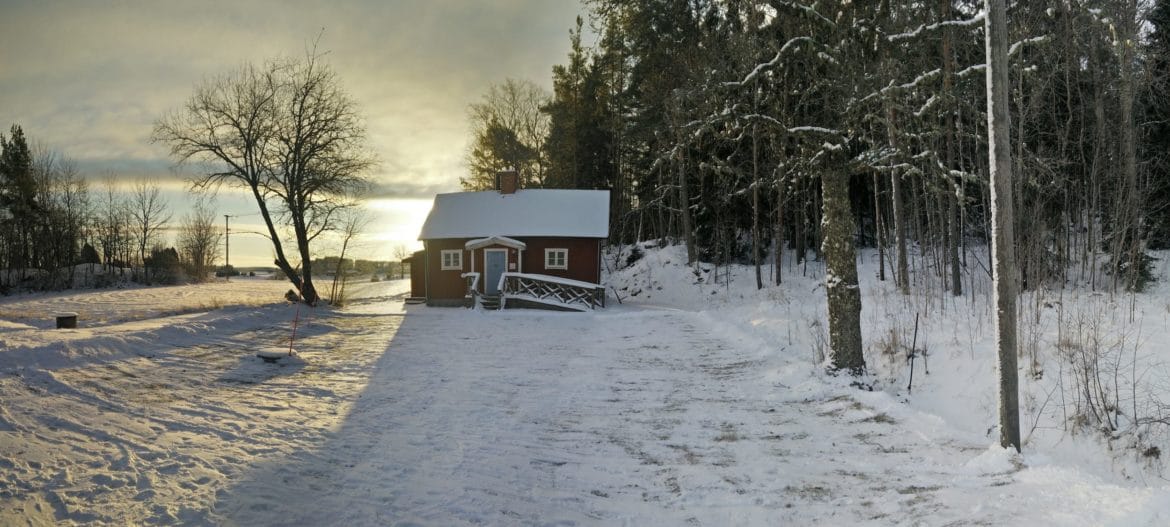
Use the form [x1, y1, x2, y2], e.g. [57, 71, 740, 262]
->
[605, 242, 1170, 490]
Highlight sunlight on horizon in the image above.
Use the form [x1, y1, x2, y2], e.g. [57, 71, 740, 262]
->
[362, 198, 432, 256]
[201, 197, 433, 268]
[78, 168, 437, 268]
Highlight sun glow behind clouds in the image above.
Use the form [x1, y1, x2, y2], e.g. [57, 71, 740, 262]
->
[236, 198, 433, 266]
[362, 198, 432, 255]
[149, 188, 433, 267]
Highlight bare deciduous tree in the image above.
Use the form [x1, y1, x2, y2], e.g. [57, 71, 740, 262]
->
[154, 46, 375, 305]
[329, 209, 368, 305]
[97, 177, 132, 274]
[462, 78, 550, 190]
[26, 146, 90, 288]
[177, 197, 221, 282]
[128, 179, 172, 284]
[393, 244, 409, 280]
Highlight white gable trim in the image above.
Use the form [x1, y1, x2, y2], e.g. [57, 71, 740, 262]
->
[465, 236, 527, 250]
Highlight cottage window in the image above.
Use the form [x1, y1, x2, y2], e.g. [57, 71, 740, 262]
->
[544, 248, 568, 270]
[440, 250, 463, 270]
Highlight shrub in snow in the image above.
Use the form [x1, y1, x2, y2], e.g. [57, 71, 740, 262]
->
[625, 245, 644, 268]
[1111, 252, 1157, 293]
[145, 247, 182, 285]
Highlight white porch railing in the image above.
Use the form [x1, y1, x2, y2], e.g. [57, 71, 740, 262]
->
[499, 272, 606, 311]
[461, 272, 481, 304]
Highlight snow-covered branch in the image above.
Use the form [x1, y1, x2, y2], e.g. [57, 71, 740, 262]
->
[771, 1, 835, 28]
[1009, 35, 1050, 57]
[740, 113, 786, 128]
[790, 126, 841, 136]
[957, 63, 987, 78]
[914, 94, 939, 118]
[724, 36, 817, 87]
[887, 11, 986, 42]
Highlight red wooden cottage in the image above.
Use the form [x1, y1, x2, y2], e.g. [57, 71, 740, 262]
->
[411, 172, 610, 310]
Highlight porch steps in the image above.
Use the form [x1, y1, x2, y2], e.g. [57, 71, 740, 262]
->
[479, 294, 502, 310]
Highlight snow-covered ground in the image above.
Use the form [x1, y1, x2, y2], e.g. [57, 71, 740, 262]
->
[2, 252, 1170, 525]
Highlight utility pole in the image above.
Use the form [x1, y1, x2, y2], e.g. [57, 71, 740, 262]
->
[224, 214, 231, 281]
[986, 0, 1020, 452]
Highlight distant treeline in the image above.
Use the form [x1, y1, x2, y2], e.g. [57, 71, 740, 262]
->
[310, 256, 409, 280]
[0, 125, 220, 293]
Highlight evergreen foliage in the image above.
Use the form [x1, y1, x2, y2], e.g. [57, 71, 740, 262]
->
[0, 125, 225, 292]
[0, 125, 36, 218]
[79, 243, 101, 265]
[512, 0, 1166, 298]
[0, 125, 92, 290]
[144, 246, 182, 285]
[1143, 0, 1170, 249]
[461, 0, 1170, 374]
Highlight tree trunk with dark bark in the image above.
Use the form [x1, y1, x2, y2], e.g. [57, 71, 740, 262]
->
[822, 162, 865, 374]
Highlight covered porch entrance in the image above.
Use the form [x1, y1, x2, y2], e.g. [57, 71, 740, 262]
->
[465, 236, 526, 296]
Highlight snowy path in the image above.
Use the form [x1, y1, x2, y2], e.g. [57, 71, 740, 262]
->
[217, 305, 1130, 526]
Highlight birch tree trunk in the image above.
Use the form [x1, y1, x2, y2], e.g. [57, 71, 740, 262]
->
[775, 134, 786, 286]
[942, 1, 962, 296]
[753, 122, 763, 290]
[886, 106, 910, 294]
[678, 150, 696, 264]
[986, 0, 1021, 452]
[874, 172, 885, 282]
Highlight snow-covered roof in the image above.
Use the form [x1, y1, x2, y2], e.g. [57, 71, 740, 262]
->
[419, 189, 610, 240]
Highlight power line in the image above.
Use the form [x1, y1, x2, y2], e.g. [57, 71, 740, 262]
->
[224, 213, 273, 278]
[223, 213, 259, 277]
[224, 215, 231, 279]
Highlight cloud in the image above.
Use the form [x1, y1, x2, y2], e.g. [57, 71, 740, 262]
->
[365, 177, 457, 201]
[0, 0, 583, 192]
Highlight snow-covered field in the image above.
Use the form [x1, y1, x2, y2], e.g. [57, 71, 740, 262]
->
[2, 251, 1170, 525]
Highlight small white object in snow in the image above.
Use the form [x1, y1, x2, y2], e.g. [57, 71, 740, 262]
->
[961, 445, 1023, 476]
[257, 347, 293, 362]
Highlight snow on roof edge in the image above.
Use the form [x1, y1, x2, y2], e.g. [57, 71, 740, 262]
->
[419, 189, 610, 240]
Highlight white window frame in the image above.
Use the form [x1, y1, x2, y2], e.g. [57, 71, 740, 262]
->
[544, 248, 568, 270]
[440, 249, 463, 271]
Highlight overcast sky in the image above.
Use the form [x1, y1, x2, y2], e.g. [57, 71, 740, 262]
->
[0, 0, 586, 264]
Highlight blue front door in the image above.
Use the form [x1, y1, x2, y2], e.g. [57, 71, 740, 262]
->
[485, 250, 506, 295]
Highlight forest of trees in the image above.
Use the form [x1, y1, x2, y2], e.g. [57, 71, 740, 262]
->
[0, 125, 220, 291]
[469, 0, 1170, 301]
